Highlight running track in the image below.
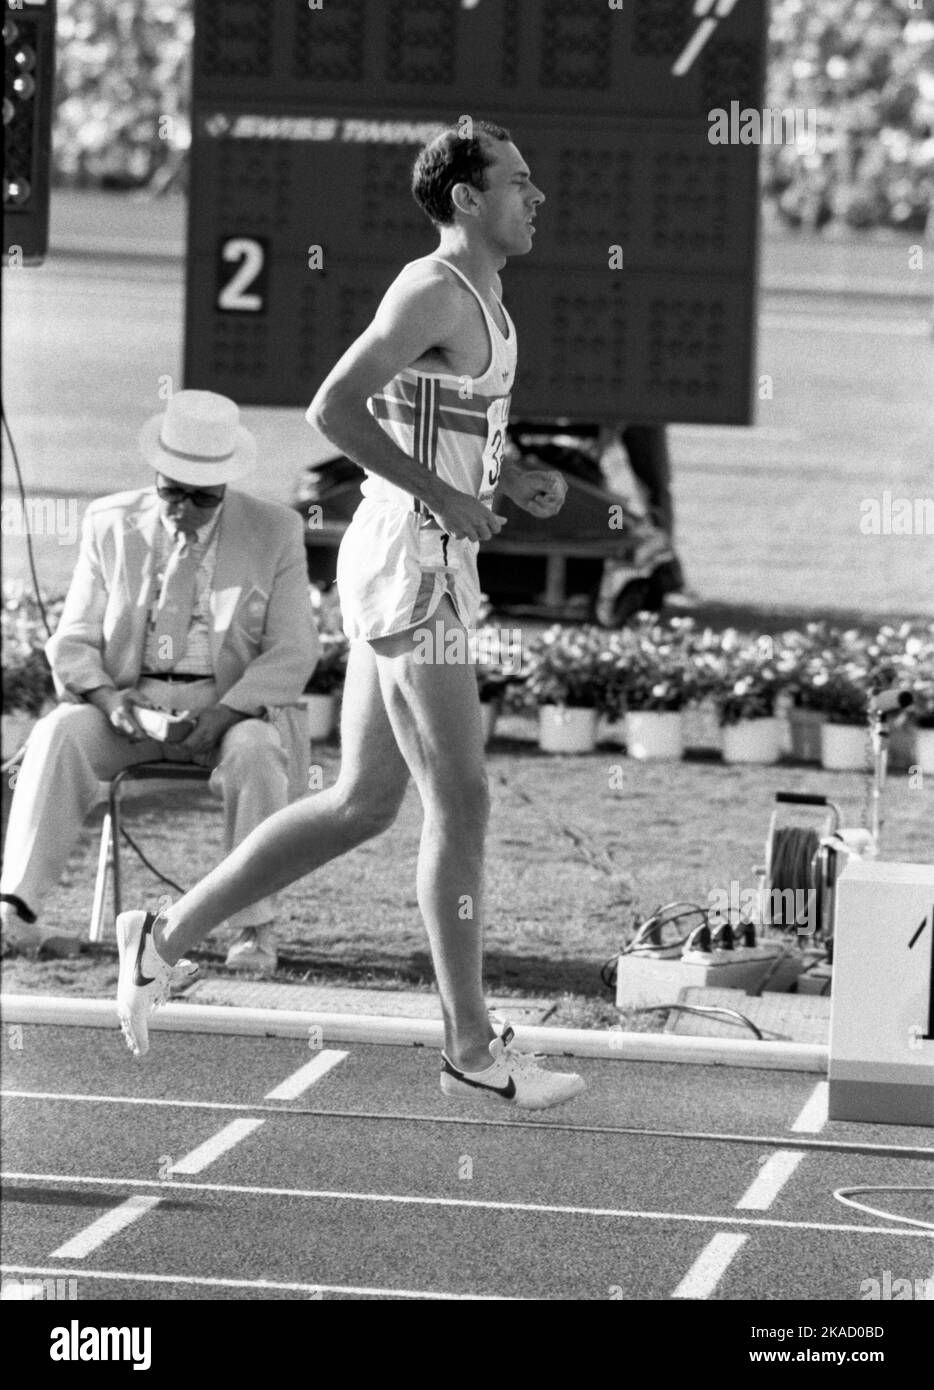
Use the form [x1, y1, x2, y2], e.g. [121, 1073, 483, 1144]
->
[2, 1024, 932, 1301]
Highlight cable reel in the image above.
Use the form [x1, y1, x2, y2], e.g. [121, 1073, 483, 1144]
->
[763, 793, 843, 942]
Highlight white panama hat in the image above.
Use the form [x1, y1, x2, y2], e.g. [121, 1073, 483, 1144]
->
[139, 390, 257, 485]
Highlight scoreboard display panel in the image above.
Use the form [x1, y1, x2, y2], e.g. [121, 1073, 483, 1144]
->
[184, 0, 766, 424]
[3, 0, 57, 266]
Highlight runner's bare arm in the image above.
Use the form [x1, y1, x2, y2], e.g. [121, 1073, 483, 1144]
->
[307, 273, 506, 543]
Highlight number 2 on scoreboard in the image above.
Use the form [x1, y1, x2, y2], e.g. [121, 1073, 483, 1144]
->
[216, 236, 268, 313]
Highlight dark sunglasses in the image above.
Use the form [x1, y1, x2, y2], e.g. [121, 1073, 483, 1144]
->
[156, 485, 225, 509]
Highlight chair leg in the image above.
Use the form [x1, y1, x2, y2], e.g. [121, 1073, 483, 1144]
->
[111, 784, 123, 928]
[89, 809, 114, 944]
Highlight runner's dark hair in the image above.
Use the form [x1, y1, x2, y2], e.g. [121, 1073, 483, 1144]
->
[412, 119, 512, 226]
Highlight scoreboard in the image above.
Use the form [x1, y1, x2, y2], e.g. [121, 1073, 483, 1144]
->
[184, 0, 767, 424]
[3, 0, 56, 266]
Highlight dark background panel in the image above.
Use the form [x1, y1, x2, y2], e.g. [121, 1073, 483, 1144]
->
[191, 0, 764, 120]
[185, 113, 759, 278]
[185, 253, 754, 423]
[185, 0, 766, 423]
[3, 0, 57, 264]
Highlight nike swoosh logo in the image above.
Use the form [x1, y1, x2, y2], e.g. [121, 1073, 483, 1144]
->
[133, 912, 157, 986]
[462, 1074, 516, 1099]
[443, 1057, 516, 1099]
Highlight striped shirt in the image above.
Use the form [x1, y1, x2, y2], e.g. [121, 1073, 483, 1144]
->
[364, 256, 517, 512]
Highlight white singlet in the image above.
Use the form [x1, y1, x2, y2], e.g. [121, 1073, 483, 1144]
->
[328, 255, 518, 641]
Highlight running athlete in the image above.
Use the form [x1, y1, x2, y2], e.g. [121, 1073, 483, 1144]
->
[116, 120, 585, 1109]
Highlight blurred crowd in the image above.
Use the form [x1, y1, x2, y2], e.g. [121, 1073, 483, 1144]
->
[53, 0, 192, 191]
[764, 0, 934, 232]
[51, 0, 934, 233]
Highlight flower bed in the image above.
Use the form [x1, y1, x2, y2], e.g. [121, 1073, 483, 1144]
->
[4, 586, 931, 765]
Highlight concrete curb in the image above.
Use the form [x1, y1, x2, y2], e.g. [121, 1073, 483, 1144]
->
[1, 994, 828, 1072]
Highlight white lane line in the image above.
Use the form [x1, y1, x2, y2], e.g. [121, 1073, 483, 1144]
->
[0, 1263, 519, 1301]
[671, 1234, 749, 1299]
[736, 1150, 806, 1210]
[792, 1081, 829, 1133]
[50, 1196, 162, 1259]
[265, 1051, 348, 1101]
[738, 1082, 829, 1212]
[670, 1082, 834, 1299]
[168, 1118, 265, 1175]
[6, 1173, 932, 1239]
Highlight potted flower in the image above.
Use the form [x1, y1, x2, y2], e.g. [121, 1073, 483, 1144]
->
[1, 585, 59, 761]
[795, 629, 874, 770]
[302, 633, 348, 739]
[301, 586, 349, 739]
[615, 618, 698, 760]
[899, 623, 934, 774]
[710, 631, 786, 764]
[777, 624, 826, 763]
[472, 625, 522, 746]
[510, 625, 618, 753]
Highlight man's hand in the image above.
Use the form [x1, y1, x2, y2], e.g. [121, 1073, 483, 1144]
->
[176, 705, 246, 765]
[501, 464, 568, 519]
[426, 480, 507, 543]
[88, 688, 155, 742]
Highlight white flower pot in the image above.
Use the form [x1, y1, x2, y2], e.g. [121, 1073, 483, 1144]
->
[301, 693, 336, 740]
[721, 717, 782, 765]
[538, 705, 598, 754]
[624, 710, 684, 761]
[820, 722, 869, 772]
[479, 700, 498, 746]
[915, 727, 934, 775]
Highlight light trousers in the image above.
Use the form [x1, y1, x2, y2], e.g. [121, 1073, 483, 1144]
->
[1, 688, 289, 932]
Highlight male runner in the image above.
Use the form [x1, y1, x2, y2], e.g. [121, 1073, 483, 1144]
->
[117, 120, 585, 1109]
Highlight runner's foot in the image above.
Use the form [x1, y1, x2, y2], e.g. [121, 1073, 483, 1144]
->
[116, 910, 185, 1057]
[440, 1024, 585, 1110]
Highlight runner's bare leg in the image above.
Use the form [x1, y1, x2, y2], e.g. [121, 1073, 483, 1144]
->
[369, 595, 495, 1074]
[154, 641, 409, 961]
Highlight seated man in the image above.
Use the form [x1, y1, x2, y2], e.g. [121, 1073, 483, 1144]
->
[0, 390, 319, 972]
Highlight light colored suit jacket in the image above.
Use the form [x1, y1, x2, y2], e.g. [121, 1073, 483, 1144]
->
[46, 487, 320, 800]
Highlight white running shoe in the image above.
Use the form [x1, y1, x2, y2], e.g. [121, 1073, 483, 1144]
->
[116, 910, 174, 1057]
[440, 1024, 586, 1110]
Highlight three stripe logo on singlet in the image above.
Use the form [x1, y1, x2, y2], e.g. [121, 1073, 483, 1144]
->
[412, 376, 440, 517]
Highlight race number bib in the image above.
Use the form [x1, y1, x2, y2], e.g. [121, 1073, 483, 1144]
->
[479, 395, 511, 504]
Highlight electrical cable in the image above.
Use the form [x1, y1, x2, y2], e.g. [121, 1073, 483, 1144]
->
[118, 826, 186, 896]
[1, 409, 52, 639]
[832, 1187, 934, 1232]
[633, 1003, 767, 1040]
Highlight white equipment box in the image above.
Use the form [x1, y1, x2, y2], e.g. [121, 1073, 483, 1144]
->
[828, 860, 934, 1126]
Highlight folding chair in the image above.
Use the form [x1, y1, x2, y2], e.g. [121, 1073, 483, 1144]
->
[89, 763, 212, 942]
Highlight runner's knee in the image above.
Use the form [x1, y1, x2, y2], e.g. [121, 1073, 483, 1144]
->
[333, 781, 403, 841]
[427, 771, 490, 838]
